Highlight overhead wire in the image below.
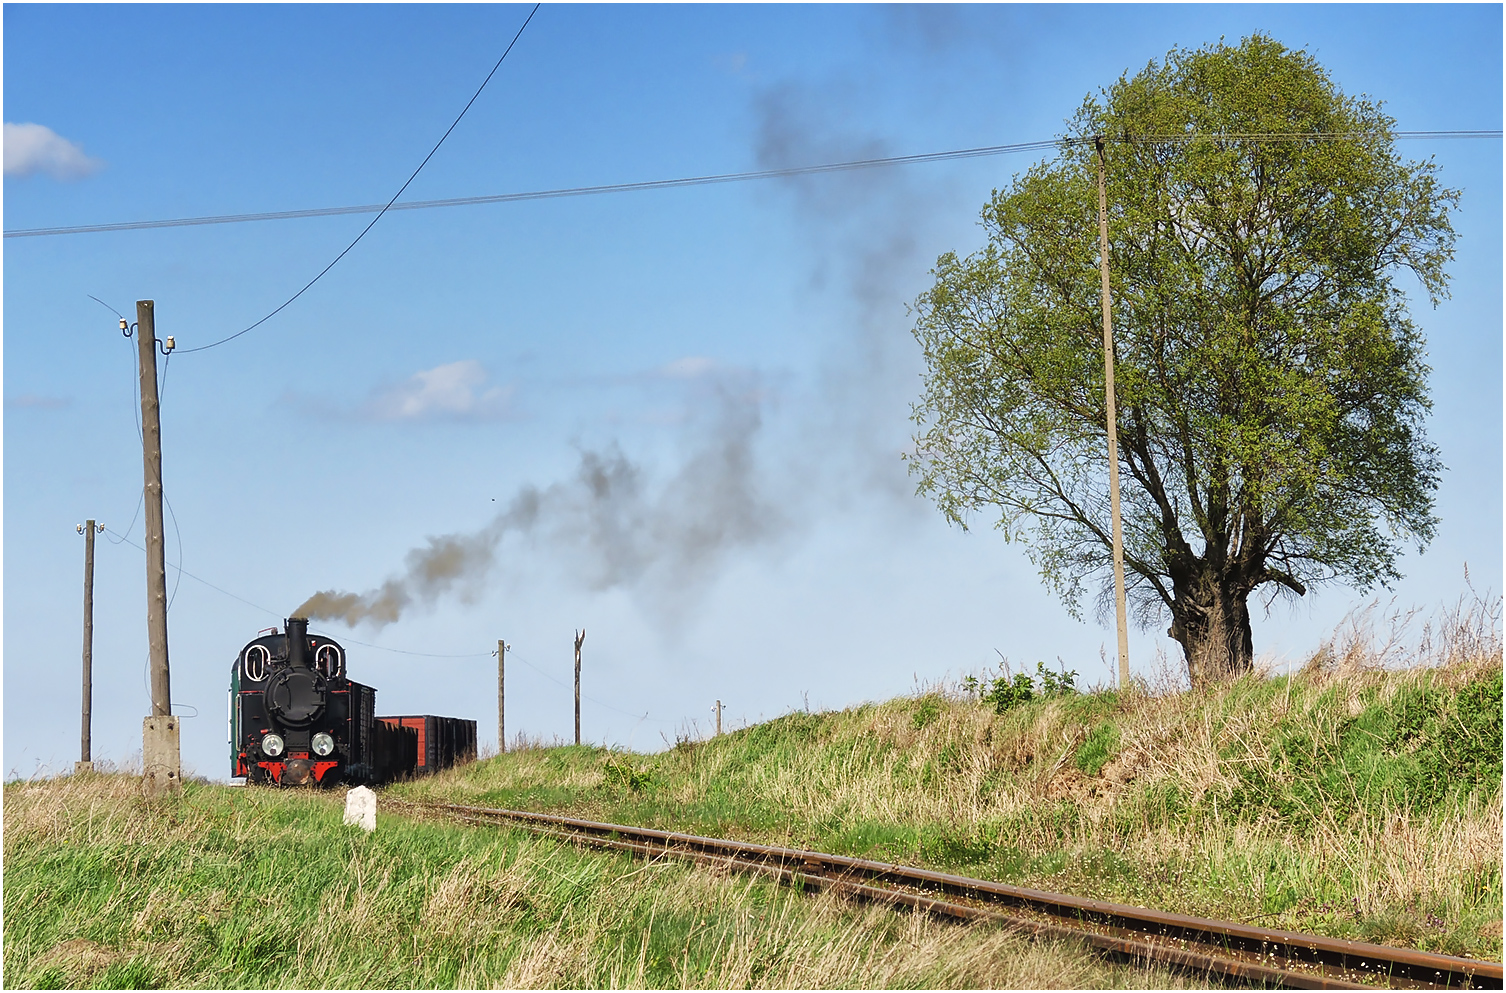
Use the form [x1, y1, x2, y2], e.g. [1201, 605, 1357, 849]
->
[62, 114, 1493, 726]
[506, 648, 671, 725]
[1114, 128, 1502, 144]
[87, 293, 126, 319]
[101, 524, 672, 721]
[172, 3, 540, 356]
[103, 319, 148, 545]
[153, 341, 183, 609]
[104, 527, 278, 618]
[9, 130, 1497, 242]
[89, 2, 542, 645]
[163, 489, 184, 612]
[101, 526, 499, 660]
[104, 308, 174, 556]
[13, 137, 1064, 239]
[326, 635, 493, 660]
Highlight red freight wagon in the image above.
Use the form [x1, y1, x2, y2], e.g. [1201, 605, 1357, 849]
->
[376, 715, 477, 775]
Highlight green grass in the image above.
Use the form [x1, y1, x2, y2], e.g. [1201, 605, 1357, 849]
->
[4, 774, 1199, 990]
[394, 652, 1503, 960]
[8, 625, 1499, 987]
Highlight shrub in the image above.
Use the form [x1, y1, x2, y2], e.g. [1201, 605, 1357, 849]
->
[965, 661, 1079, 714]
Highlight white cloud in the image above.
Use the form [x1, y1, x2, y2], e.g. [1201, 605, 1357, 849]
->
[4, 122, 104, 180]
[364, 359, 513, 421]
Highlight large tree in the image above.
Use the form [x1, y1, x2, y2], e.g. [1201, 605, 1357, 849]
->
[909, 36, 1458, 685]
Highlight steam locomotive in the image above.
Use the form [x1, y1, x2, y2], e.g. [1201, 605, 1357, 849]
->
[230, 617, 476, 786]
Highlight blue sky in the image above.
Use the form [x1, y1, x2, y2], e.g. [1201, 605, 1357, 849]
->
[5, 4, 1501, 780]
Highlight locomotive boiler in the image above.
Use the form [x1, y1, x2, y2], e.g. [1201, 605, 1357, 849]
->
[230, 617, 475, 786]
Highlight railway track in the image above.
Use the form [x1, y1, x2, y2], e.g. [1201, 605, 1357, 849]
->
[407, 800, 1502, 990]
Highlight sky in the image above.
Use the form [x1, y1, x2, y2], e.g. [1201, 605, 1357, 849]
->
[4, 4, 1501, 781]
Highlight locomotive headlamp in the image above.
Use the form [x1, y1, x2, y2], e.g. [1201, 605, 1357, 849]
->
[311, 733, 335, 757]
[261, 733, 285, 757]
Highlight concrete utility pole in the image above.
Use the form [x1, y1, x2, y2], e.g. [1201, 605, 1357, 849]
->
[573, 629, 586, 746]
[134, 300, 180, 796]
[76, 520, 103, 774]
[497, 639, 508, 754]
[1095, 138, 1131, 690]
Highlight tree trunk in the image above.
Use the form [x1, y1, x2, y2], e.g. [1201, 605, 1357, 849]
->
[1167, 574, 1255, 687]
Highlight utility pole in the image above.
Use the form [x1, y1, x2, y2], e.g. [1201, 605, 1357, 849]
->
[1095, 138, 1131, 690]
[76, 520, 103, 774]
[133, 300, 180, 796]
[713, 699, 723, 736]
[573, 629, 585, 746]
[497, 639, 508, 754]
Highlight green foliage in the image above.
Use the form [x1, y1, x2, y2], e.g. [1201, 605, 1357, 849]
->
[603, 753, 656, 793]
[966, 661, 1079, 713]
[987, 673, 1036, 712]
[912, 694, 944, 728]
[1223, 669, 1503, 824]
[908, 35, 1456, 677]
[1035, 663, 1079, 698]
[1075, 722, 1120, 776]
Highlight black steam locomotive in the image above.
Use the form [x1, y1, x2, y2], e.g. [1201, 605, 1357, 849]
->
[230, 617, 476, 786]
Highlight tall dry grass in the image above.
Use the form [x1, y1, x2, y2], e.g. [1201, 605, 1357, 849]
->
[4, 773, 1199, 989]
[401, 597, 1503, 957]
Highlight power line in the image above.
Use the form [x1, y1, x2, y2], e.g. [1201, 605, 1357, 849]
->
[1119, 129, 1503, 144]
[101, 526, 492, 660]
[12, 138, 1064, 240]
[104, 527, 276, 617]
[106, 526, 678, 725]
[87, 294, 126, 319]
[172, 3, 540, 355]
[507, 649, 672, 725]
[8, 130, 1497, 242]
[327, 635, 493, 660]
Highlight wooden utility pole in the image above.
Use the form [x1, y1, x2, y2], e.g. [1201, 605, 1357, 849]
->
[497, 639, 508, 754]
[573, 629, 585, 746]
[76, 520, 101, 774]
[1095, 138, 1131, 690]
[135, 300, 180, 795]
[714, 699, 723, 736]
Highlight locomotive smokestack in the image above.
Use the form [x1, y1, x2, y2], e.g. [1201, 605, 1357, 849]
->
[285, 616, 311, 668]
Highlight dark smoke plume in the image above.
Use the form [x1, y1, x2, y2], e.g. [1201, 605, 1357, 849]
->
[300, 81, 957, 632]
[296, 387, 780, 629]
[752, 82, 949, 505]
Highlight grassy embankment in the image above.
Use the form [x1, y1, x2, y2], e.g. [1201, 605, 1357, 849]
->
[6, 609, 1499, 987]
[392, 613, 1503, 962]
[5, 776, 1190, 989]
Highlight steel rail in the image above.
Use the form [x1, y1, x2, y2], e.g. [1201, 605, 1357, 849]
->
[440, 811, 1364, 989]
[414, 801, 1502, 990]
